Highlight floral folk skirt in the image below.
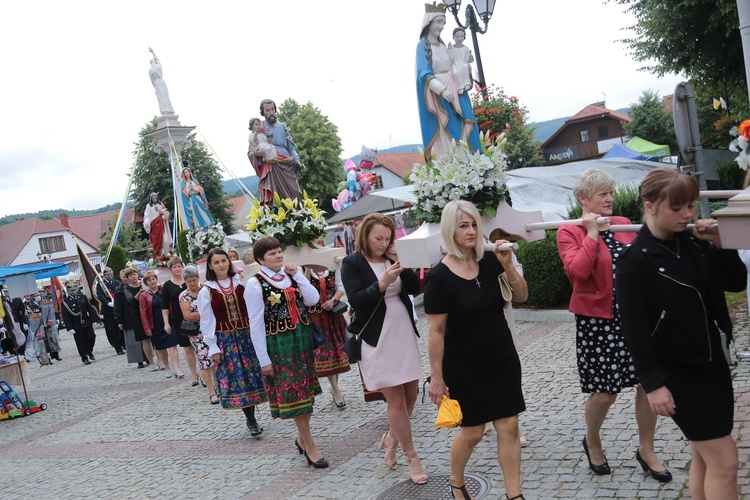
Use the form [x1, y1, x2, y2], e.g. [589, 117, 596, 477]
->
[310, 311, 351, 377]
[264, 323, 322, 419]
[215, 328, 267, 409]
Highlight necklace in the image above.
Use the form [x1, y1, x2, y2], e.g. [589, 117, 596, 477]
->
[261, 269, 285, 282]
[461, 259, 481, 287]
[216, 278, 235, 294]
[655, 238, 680, 259]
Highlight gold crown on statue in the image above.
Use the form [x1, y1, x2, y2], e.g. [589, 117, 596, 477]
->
[425, 2, 447, 13]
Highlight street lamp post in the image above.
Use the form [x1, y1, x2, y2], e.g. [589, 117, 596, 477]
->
[445, 0, 497, 99]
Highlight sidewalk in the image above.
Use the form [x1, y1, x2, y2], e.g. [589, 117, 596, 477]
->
[0, 304, 748, 499]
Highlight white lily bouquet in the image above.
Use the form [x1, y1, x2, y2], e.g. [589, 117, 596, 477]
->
[410, 134, 510, 223]
[186, 222, 227, 260]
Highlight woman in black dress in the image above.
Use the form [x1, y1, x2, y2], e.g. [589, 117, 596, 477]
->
[617, 168, 746, 500]
[426, 200, 527, 500]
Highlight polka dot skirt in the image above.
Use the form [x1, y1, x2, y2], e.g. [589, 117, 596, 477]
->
[575, 230, 637, 394]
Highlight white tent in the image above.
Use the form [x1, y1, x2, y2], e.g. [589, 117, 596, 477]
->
[367, 157, 663, 221]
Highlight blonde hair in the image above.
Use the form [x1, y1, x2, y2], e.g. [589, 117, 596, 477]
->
[573, 168, 616, 203]
[440, 200, 484, 262]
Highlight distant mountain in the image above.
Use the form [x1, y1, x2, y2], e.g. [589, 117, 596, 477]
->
[0, 202, 131, 227]
[222, 175, 259, 197]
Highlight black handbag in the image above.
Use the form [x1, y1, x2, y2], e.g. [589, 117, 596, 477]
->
[344, 297, 382, 363]
[329, 301, 349, 317]
[179, 320, 200, 336]
[310, 322, 327, 349]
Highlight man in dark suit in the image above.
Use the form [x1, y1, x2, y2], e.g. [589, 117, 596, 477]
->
[96, 267, 125, 355]
[61, 281, 99, 365]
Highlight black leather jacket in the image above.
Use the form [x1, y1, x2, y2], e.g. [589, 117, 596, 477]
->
[615, 225, 746, 392]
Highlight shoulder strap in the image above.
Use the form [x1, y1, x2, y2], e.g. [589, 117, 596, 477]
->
[353, 296, 384, 340]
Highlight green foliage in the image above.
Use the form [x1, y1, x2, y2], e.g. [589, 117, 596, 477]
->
[471, 85, 543, 169]
[622, 90, 676, 150]
[276, 99, 344, 214]
[609, 0, 744, 88]
[716, 159, 746, 190]
[694, 81, 750, 149]
[98, 218, 149, 259]
[132, 119, 234, 234]
[108, 245, 128, 278]
[566, 183, 641, 223]
[176, 229, 190, 263]
[516, 231, 571, 308]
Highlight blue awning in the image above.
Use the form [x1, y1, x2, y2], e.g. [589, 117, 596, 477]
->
[0, 262, 71, 283]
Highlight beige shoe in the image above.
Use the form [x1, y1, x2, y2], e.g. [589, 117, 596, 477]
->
[404, 449, 428, 484]
[378, 431, 398, 469]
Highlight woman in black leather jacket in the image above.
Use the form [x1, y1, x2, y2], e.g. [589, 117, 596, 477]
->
[616, 168, 746, 500]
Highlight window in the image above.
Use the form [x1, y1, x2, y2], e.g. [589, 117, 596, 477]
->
[580, 129, 591, 142]
[39, 235, 66, 253]
[373, 175, 384, 190]
[597, 126, 609, 138]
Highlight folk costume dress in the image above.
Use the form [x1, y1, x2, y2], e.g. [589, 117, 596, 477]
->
[245, 266, 321, 419]
[198, 275, 267, 410]
[308, 269, 351, 377]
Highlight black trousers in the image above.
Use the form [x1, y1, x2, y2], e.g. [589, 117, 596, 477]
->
[102, 313, 125, 351]
[73, 326, 96, 361]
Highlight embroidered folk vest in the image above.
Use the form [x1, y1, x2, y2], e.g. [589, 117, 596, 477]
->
[208, 284, 249, 332]
[256, 273, 310, 335]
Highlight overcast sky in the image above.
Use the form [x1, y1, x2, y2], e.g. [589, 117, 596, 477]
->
[0, 0, 682, 219]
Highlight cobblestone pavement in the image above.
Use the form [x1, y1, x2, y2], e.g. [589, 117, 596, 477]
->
[1, 302, 748, 499]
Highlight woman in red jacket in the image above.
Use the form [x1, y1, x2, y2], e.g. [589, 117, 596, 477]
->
[557, 169, 670, 481]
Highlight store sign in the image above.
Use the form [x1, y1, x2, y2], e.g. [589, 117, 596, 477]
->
[545, 146, 578, 162]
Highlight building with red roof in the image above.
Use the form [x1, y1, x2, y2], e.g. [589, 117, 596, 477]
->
[541, 102, 631, 165]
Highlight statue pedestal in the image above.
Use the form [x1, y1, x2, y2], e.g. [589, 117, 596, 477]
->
[394, 201, 544, 269]
[144, 115, 195, 155]
[712, 185, 750, 249]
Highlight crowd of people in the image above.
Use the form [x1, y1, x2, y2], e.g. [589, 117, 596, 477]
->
[1, 166, 749, 499]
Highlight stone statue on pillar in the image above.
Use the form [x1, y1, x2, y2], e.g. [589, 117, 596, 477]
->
[148, 47, 175, 115]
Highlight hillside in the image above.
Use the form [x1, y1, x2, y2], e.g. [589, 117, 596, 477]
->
[0, 202, 128, 227]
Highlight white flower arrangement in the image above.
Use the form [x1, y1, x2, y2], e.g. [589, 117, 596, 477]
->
[186, 222, 227, 260]
[245, 191, 327, 249]
[410, 134, 510, 223]
[728, 120, 750, 172]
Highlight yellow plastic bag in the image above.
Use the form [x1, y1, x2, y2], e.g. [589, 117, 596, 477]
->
[435, 393, 462, 428]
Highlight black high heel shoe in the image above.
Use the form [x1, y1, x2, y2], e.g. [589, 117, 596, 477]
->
[582, 437, 611, 475]
[450, 483, 470, 499]
[303, 450, 329, 469]
[294, 438, 304, 455]
[636, 448, 672, 482]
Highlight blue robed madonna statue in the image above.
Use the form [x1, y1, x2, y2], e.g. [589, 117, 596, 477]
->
[416, 2, 481, 162]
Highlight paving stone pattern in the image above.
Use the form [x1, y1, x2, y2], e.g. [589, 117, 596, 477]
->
[1, 303, 748, 499]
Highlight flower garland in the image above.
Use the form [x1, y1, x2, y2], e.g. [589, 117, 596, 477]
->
[186, 222, 227, 261]
[147, 252, 178, 269]
[409, 134, 509, 223]
[728, 120, 750, 172]
[245, 191, 327, 249]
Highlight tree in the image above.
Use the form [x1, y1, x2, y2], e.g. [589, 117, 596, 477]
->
[622, 90, 676, 149]
[276, 99, 344, 213]
[98, 217, 149, 259]
[132, 119, 234, 234]
[471, 85, 543, 169]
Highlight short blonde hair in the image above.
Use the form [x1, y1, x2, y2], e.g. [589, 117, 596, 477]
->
[573, 168, 616, 203]
[241, 248, 255, 265]
[440, 200, 484, 262]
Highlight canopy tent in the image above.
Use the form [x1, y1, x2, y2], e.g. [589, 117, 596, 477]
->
[626, 136, 670, 159]
[603, 143, 648, 161]
[326, 192, 408, 224]
[0, 262, 71, 283]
